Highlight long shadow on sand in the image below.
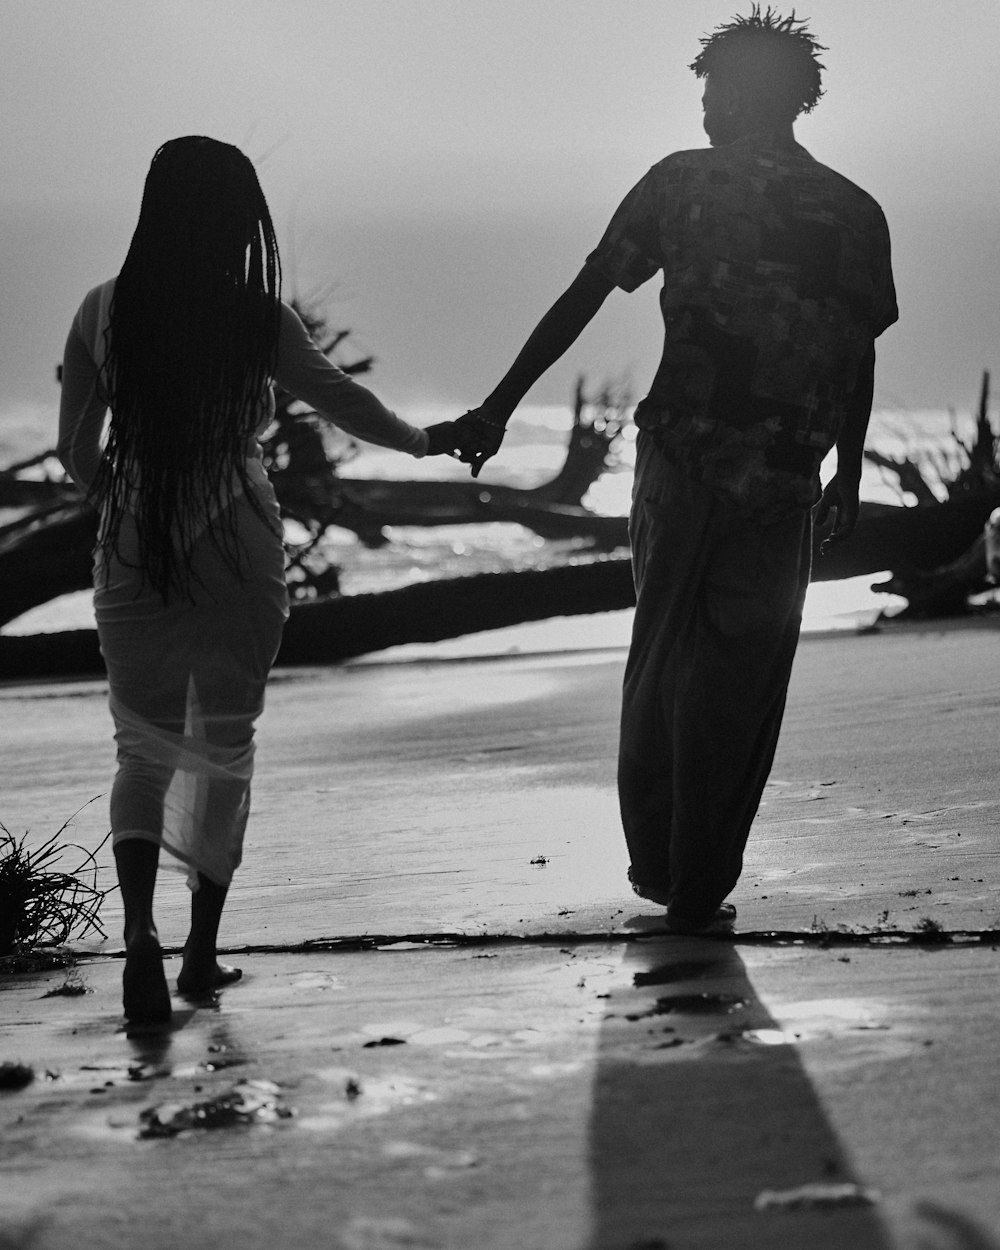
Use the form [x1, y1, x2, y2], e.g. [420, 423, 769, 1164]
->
[586, 931, 892, 1250]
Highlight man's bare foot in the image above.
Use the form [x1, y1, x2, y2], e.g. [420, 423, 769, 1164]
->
[122, 932, 172, 1024]
[176, 962, 243, 996]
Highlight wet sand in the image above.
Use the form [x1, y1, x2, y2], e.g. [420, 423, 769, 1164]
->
[1, 613, 999, 1247]
[2, 614, 997, 947]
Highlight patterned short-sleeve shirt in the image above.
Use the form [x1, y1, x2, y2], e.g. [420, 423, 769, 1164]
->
[586, 133, 898, 520]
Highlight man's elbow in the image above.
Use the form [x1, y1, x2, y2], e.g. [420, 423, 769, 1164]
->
[573, 263, 616, 309]
[552, 265, 615, 330]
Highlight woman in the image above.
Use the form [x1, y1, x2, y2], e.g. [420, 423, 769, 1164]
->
[58, 136, 469, 1025]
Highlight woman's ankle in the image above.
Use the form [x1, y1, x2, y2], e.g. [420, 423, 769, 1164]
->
[124, 922, 159, 947]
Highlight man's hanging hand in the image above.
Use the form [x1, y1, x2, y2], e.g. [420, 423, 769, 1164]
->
[815, 470, 861, 554]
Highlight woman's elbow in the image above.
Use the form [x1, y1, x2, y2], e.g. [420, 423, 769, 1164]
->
[56, 443, 95, 494]
[56, 436, 79, 479]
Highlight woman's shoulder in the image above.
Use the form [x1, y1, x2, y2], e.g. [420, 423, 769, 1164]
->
[278, 298, 307, 334]
[276, 299, 325, 356]
[79, 276, 116, 309]
[75, 277, 116, 328]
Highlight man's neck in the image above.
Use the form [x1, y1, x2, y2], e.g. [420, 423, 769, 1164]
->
[742, 119, 797, 146]
[718, 122, 797, 150]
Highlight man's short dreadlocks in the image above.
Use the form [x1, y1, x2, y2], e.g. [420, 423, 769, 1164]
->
[690, 6, 826, 122]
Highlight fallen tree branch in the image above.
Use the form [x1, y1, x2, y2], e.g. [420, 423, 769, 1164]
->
[0, 558, 639, 679]
[7, 489, 1000, 633]
[871, 533, 989, 618]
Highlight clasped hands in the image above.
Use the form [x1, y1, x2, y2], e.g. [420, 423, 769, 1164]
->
[423, 408, 506, 478]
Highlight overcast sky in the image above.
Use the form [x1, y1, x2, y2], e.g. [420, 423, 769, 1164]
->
[2, 0, 998, 436]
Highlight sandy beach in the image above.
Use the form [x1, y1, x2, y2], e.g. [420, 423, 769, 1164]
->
[3, 613, 997, 945]
[2, 613, 999, 1248]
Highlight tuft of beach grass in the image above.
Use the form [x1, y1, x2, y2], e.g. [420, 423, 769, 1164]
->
[0, 802, 112, 960]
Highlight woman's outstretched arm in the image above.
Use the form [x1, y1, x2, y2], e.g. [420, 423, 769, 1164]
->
[273, 303, 431, 456]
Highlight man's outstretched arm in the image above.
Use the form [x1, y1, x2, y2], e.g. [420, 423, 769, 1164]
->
[815, 341, 876, 551]
[459, 264, 616, 476]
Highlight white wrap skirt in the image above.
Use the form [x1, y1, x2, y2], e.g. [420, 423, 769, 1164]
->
[95, 472, 289, 889]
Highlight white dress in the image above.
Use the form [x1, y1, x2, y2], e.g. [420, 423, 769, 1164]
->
[58, 280, 428, 888]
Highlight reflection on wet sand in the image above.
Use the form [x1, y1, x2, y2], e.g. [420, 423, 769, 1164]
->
[586, 935, 892, 1250]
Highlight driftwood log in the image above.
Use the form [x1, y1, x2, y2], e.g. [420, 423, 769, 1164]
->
[0, 559, 637, 680]
[2, 360, 996, 673]
[3, 489, 999, 633]
[858, 370, 998, 617]
[0, 373, 633, 625]
[3, 492, 999, 680]
[872, 533, 990, 618]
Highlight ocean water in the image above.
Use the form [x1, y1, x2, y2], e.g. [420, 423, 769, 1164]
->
[1, 403, 991, 647]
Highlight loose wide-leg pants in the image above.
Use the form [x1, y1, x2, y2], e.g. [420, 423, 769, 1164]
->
[618, 435, 812, 919]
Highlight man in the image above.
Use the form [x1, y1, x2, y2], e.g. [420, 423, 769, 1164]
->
[457, 7, 898, 934]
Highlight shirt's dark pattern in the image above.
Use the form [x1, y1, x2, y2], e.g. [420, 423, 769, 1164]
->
[586, 135, 898, 520]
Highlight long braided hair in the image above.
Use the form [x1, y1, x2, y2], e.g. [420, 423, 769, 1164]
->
[94, 136, 282, 601]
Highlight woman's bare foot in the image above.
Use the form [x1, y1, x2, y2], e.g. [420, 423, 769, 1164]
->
[177, 961, 243, 996]
[178, 873, 238, 997]
[122, 932, 172, 1025]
